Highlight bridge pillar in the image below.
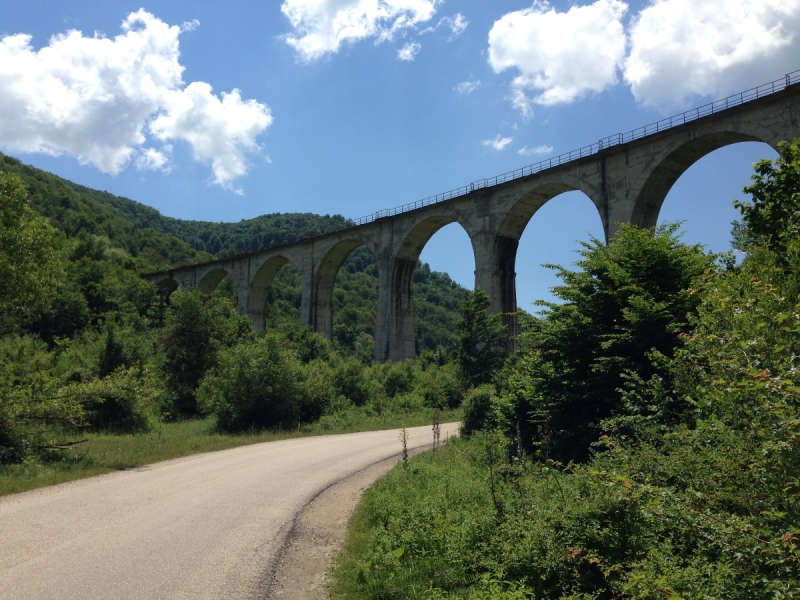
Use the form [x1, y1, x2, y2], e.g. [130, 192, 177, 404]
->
[374, 257, 416, 362]
[474, 234, 520, 349]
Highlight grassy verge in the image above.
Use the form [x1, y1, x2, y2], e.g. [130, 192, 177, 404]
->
[328, 434, 497, 599]
[0, 408, 461, 497]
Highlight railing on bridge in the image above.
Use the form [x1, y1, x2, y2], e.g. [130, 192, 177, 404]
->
[197, 69, 800, 263]
[349, 69, 799, 227]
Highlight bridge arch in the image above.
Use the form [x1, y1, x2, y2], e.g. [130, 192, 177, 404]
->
[247, 255, 295, 332]
[376, 215, 477, 362]
[631, 120, 781, 230]
[471, 181, 604, 343]
[497, 180, 603, 241]
[197, 268, 238, 295]
[156, 277, 180, 296]
[312, 237, 376, 341]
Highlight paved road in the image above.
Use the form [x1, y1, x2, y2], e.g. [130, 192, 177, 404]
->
[0, 424, 458, 599]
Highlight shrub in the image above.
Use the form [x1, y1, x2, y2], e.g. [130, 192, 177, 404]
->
[197, 334, 330, 431]
[461, 384, 498, 436]
[160, 290, 252, 417]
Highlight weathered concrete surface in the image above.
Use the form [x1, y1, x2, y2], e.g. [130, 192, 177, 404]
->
[147, 84, 800, 361]
[0, 424, 457, 600]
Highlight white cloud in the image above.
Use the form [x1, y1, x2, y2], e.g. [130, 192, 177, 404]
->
[0, 10, 272, 190]
[518, 144, 553, 156]
[421, 12, 468, 38]
[624, 0, 800, 109]
[136, 147, 172, 172]
[488, 0, 627, 114]
[281, 0, 440, 62]
[482, 135, 513, 151]
[397, 40, 422, 60]
[455, 79, 481, 94]
[442, 13, 468, 39]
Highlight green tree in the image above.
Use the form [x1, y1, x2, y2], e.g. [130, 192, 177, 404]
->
[506, 223, 713, 462]
[734, 139, 800, 257]
[197, 333, 331, 431]
[160, 290, 252, 417]
[457, 289, 507, 386]
[0, 172, 64, 333]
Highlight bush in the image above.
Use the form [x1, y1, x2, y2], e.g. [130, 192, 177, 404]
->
[415, 362, 465, 409]
[461, 384, 497, 435]
[160, 290, 253, 417]
[503, 223, 714, 463]
[197, 333, 331, 431]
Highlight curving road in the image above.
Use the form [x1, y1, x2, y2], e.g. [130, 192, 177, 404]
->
[0, 423, 458, 599]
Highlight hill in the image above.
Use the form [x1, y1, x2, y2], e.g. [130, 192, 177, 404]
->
[0, 152, 467, 351]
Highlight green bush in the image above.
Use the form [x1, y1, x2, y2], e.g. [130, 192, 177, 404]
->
[160, 290, 252, 417]
[197, 333, 332, 431]
[461, 384, 497, 435]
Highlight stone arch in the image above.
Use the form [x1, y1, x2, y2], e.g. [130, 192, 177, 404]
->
[197, 268, 236, 294]
[155, 277, 180, 296]
[312, 238, 372, 340]
[396, 214, 479, 263]
[631, 123, 780, 230]
[476, 182, 603, 344]
[376, 216, 477, 362]
[246, 255, 294, 332]
[497, 181, 603, 241]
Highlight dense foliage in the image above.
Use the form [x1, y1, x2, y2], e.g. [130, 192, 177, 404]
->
[502, 224, 714, 462]
[0, 153, 473, 467]
[332, 140, 800, 599]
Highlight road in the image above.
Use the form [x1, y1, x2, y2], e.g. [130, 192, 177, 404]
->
[0, 423, 458, 599]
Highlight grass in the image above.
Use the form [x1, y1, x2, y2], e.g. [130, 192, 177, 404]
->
[0, 408, 461, 497]
[327, 434, 489, 599]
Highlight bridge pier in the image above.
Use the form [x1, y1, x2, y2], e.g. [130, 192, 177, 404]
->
[474, 234, 520, 349]
[374, 257, 416, 362]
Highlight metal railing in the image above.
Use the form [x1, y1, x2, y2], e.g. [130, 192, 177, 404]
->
[346, 69, 799, 228]
[162, 69, 800, 270]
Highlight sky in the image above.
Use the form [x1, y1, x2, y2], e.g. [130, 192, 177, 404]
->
[0, 0, 797, 310]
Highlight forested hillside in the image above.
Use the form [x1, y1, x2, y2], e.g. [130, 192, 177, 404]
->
[0, 151, 467, 351]
[0, 152, 474, 481]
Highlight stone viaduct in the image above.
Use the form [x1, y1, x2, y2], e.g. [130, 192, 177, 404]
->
[146, 72, 800, 362]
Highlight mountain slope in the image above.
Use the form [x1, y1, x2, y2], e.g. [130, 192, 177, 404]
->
[1, 153, 467, 352]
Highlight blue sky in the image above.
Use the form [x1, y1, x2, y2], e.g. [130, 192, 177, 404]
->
[0, 0, 797, 309]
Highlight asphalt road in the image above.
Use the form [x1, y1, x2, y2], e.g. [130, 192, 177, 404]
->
[0, 423, 458, 599]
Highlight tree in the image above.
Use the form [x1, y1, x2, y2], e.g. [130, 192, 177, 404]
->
[160, 290, 252, 417]
[0, 172, 64, 334]
[505, 223, 714, 462]
[457, 289, 507, 386]
[733, 139, 800, 257]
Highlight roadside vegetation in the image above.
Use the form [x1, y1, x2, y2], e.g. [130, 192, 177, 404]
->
[0, 154, 469, 496]
[330, 140, 800, 598]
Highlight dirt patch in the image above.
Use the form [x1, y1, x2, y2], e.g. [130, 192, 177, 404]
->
[264, 434, 450, 600]
[264, 455, 399, 599]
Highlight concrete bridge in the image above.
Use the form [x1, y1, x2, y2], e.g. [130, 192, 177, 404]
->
[147, 71, 800, 362]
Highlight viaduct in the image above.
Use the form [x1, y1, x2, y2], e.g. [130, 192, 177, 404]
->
[146, 71, 800, 362]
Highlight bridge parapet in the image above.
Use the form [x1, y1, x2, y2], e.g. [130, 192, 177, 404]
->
[144, 71, 800, 361]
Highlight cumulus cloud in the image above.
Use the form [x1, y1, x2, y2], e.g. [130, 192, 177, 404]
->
[455, 79, 481, 94]
[624, 0, 800, 109]
[518, 144, 553, 156]
[281, 0, 440, 62]
[397, 40, 422, 60]
[482, 135, 513, 151]
[0, 10, 272, 190]
[488, 0, 627, 115]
